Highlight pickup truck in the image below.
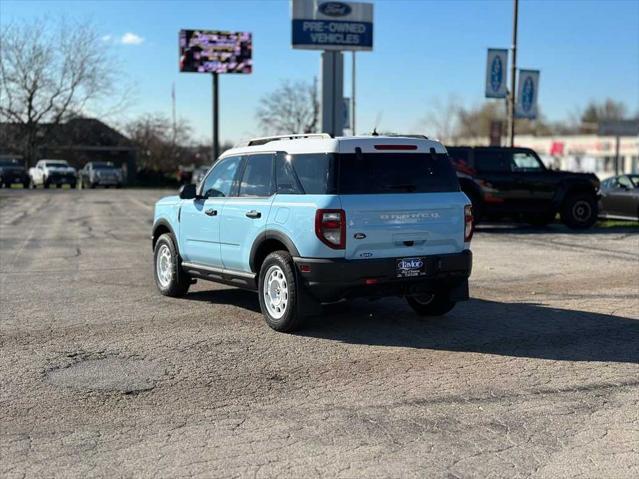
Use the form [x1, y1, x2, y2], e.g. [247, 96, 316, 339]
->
[0, 156, 29, 188]
[29, 159, 77, 189]
[448, 146, 600, 229]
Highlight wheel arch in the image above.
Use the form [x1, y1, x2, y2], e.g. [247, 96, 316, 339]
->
[250, 230, 300, 274]
[151, 219, 176, 251]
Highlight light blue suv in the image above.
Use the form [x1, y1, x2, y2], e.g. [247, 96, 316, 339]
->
[152, 134, 473, 331]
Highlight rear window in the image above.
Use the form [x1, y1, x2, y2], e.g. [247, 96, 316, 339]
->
[337, 153, 460, 194]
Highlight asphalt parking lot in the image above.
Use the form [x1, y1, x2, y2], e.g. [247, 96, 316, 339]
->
[1, 188, 638, 478]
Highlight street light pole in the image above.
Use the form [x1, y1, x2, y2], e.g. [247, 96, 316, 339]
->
[509, 0, 519, 147]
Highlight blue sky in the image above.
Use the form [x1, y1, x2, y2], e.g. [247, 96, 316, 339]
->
[2, 0, 638, 143]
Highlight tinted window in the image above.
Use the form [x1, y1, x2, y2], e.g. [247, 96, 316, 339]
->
[338, 153, 460, 194]
[474, 150, 510, 173]
[239, 154, 273, 197]
[201, 156, 242, 198]
[290, 154, 334, 194]
[275, 155, 302, 194]
[0, 159, 19, 166]
[618, 176, 633, 189]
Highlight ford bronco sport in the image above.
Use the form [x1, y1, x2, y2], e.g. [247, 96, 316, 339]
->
[152, 134, 473, 332]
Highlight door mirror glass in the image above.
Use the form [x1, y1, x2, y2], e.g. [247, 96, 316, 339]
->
[179, 183, 197, 199]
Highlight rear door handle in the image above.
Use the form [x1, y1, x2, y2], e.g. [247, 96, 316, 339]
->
[245, 210, 261, 219]
[205, 208, 217, 216]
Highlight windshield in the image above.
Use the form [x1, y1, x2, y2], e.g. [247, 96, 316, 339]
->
[630, 175, 639, 188]
[0, 159, 20, 166]
[44, 161, 69, 167]
[337, 153, 460, 194]
[93, 162, 118, 170]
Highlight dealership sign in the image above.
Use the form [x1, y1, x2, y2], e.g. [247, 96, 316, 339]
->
[292, 0, 374, 51]
[515, 69, 540, 119]
[485, 49, 508, 98]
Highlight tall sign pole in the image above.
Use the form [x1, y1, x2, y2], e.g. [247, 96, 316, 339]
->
[212, 73, 219, 162]
[352, 51, 356, 135]
[508, 0, 519, 147]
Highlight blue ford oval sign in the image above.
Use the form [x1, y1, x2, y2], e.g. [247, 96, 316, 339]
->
[318, 1, 352, 17]
[490, 56, 503, 93]
[521, 76, 534, 112]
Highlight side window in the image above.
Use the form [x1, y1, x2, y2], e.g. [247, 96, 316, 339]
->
[239, 154, 273, 197]
[474, 150, 510, 173]
[201, 156, 242, 198]
[275, 155, 302, 194]
[617, 176, 633, 189]
[512, 151, 543, 171]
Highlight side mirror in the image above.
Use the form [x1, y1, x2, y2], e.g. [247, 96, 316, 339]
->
[179, 183, 198, 199]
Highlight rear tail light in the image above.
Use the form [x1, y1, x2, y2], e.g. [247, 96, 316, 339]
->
[315, 209, 346, 249]
[464, 205, 473, 242]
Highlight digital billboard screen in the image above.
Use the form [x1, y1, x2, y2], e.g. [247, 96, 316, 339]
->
[179, 30, 252, 74]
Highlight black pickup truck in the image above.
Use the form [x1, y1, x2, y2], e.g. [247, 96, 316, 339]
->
[0, 157, 29, 188]
[447, 146, 600, 229]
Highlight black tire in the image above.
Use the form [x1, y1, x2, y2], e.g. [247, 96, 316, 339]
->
[56, 184, 61, 189]
[406, 293, 456, 316]
[561, 193, 598, 229]
[70, 182, 77, 189]
[90, 182, 96, 189]
[153, 233, 191, 297]
[43, 180, 50, 189]
[23, 181, 29, 189]
[258, 250, 302, 332]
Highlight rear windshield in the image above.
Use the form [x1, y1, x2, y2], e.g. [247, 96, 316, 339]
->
[337, 153, 460, 194]
[45, 161, 68, 167]
[286, 152, 459, 195]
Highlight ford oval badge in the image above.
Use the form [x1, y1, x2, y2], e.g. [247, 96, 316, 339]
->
[318, 1, 352, 17]
[354, 233, 366, 239]
[490, 56, 503, 93]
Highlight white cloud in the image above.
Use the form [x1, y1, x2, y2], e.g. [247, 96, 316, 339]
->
[120, 32, 144, 45]
[101, 35, 112, 43]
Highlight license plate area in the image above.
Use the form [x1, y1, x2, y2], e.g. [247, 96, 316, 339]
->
[396, 257, 426, 278]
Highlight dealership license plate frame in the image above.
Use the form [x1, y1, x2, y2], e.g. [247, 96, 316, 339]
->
[396, 257, 427, 278]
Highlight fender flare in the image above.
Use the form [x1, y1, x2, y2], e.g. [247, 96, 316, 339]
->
[249, 230, 300, 272]
[151, 219, 177, 250]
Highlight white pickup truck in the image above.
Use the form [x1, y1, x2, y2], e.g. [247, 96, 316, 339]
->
[29, 159, 77, 189]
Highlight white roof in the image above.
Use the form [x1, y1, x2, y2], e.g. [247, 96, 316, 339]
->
[220, 135, 446, 159]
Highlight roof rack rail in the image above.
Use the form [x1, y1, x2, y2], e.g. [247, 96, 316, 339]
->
[382, 134, 429, 140]
[243, 133, 332, 147]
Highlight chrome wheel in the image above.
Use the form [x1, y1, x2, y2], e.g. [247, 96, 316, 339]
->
[263, 265, 289, 319]
[572, 200, 592, 223]
[156, 244, 173, 288]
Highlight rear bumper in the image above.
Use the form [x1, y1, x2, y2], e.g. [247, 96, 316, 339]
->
[293, 250, 472, 303]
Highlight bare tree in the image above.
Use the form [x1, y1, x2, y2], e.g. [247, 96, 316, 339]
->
[422, 95, 462, 143]
[0, 18, 124, 165]
[256, 78, 319, 134]
[125, 113, 194, 172]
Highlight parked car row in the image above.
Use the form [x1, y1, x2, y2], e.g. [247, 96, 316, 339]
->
[0, 158, 124, 189]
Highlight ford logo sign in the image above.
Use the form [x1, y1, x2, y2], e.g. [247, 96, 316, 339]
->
[398, 259, 423, 270]
[521, 76, 534, 112]
[318, 1, 352, 17]
[490, 56, 503, 93]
